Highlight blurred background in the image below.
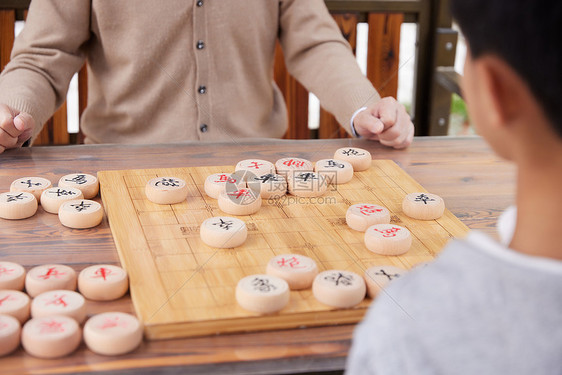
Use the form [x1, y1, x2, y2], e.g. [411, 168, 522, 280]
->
[9, 2, 472, 142]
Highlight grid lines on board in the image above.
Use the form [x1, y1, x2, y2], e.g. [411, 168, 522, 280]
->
[98, 160, 469, 339]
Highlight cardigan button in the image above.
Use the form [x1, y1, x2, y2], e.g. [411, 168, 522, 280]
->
[200, 124, 208, 133]
[196, 0, 203, 6]
[198, 85, 207, 94]
[196, 40, 205, 50]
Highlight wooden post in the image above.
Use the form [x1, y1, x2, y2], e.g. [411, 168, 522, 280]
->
[427, 0, 457, 135]
[318, 13, 359, 139]
[274, 42, 310, 140]
[366, 13, 402, 99]
[428, 28, 457, 135]
[0, 10, 15, 71]
[412, 0, 433, 135]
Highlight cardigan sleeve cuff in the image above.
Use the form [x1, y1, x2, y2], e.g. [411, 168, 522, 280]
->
[350, 106, 367, 138]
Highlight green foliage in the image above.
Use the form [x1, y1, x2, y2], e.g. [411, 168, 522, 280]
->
[450, 94, 468, 119]
[403, 102, 412, 114]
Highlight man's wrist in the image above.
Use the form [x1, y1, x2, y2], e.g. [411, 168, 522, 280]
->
[350, 107, 367, 138]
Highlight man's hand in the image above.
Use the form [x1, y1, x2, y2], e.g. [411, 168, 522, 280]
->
[353, 97, 414, 149]
[0, 104, 34, 154]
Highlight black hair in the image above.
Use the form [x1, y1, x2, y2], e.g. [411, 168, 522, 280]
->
[451, 0, 562, 138]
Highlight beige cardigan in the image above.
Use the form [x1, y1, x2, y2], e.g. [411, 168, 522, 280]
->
[0, 0, 379, 144]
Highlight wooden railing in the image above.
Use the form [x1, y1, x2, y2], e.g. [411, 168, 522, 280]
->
[0, 0, 459, 144]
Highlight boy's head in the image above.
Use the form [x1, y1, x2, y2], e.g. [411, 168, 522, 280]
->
[451, 0, 562, 154]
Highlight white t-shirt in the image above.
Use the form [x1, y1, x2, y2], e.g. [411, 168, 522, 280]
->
[497, 205, 517, 246]
[346, 230, 562, 375]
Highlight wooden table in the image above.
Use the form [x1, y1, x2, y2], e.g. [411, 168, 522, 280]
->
[0, 137, 515, 375]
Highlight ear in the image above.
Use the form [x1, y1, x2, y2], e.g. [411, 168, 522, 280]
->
[474, 55, 523, 129]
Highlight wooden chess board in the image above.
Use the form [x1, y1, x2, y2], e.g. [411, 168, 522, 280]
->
[97, 161, 468, 340]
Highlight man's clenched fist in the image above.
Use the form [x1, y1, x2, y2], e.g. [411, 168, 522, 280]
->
[0, 104, 34, 153]
[353, 97, 414, 149]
